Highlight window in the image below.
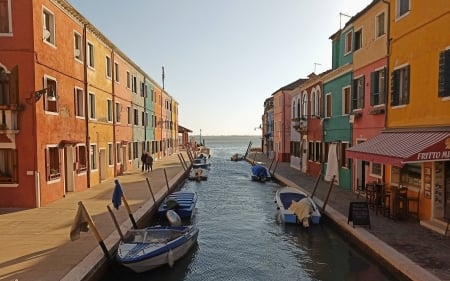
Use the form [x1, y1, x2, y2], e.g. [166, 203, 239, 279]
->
[90, 144, 97, 170]
[396, 0, 410, 18]
[44, 77, 58, 113]
[438, 49, 450, 98]
[74, 87, 84, 117]
[115, 102, 121, 123]
[141, 82, 145, 97]
[339, 143, 350, 168]
[76, 145, 87, 173]
[370, 162, 383, 177]
[0, 0, 12, 34]
[301, 93, 308, 119]
[371, 68, 386, 105]
[87, 42, 94, 68]
[127, 106, 131, 124]
[342, 86, 351, 115]
[132, 75, 137, 93]
[107, 99, 113, 122]
[376, 12, 385, 38]
[128, 143, 132, 161]
[116, 143, 121, 163]
[352, 76, 364, 110]
[391, 65, 410, 106]
[141, 111, 145, 126]
[126, 71, 131, 88]
[0, 66, 16, 105]
[133, 142, 138, 159]
[88, 92, 96, 119]
[46, 146, 60, 180]
[344, 31, 352, 54]
[0, 148, 17, 183]
[325, 93, 332, 118]
[314, 142, 321, 162]
[114, 63, 119, 82]
[108, 143, 113, 165]
[354, 29, 362, 51]
[105, 56, 111, 79]
[42, 9, 55, 45]
[74, 32, 83, 61]
[133, 109, 138, 125]
[399, 163, 421, 187]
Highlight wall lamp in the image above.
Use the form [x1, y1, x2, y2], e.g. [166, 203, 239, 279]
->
[30, 87, 57, 103]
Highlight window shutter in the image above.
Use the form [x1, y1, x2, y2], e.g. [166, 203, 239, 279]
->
[9, 66, 19, 104]
[391, 70, 399, 106]
[370, 71, 376, 106]
[361, 76, 365, 108]
[381, 67, 387, 104]
[438, 50, 450, 97]
[404, 65, 410, 104]
[352, 79, 357, 110]
[12, 149, 18, 182]
[45, 148, 50, 180]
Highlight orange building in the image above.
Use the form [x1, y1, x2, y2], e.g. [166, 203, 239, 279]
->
[0, 0, 179, 208]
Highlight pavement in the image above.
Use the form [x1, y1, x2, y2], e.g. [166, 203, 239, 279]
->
[0, 150, 449, 281]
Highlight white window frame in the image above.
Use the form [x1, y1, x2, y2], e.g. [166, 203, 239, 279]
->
[342, 86, 351, 115]
[90, 144, 97, 170]
[114, 62, 119, 82]
[42, 7, 55, 45]
[301, 92, 308, 119]
[325, 93, 332, 118]
[105, 56, 112, 79]
[74, 32, 83, 61]
[344, 31, 352, 55]
[74, 87, 84, 118]
[370, 162, 384, 178]
[43, 75, 58, 114]
[0, 0, 13, 35]
[88, 92, 96, 120]
[87, 41, 94, 68]
[396, 0, 410, 19]
[115, 102, 121, 123]
[116, 143, 121, 164]
[375, 12, 386, 39]
[107, 99, 113, 122]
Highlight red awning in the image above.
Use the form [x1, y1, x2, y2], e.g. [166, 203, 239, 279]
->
[346, 131, 450, 167]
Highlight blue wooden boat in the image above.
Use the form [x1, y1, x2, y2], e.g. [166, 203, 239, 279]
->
[158, 191, 197, 220]
[275, 187, 321, 227]
[117, 224, 199, 273]
[251, 164, 271, 182]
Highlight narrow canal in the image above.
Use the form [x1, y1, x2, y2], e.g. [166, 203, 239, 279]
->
[100, 136, 398, 281]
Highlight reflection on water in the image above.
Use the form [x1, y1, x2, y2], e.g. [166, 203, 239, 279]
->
[101, 136, 398, 281]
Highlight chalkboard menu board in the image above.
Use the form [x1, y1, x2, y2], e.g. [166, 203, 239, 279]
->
[348, 202, 371, 228]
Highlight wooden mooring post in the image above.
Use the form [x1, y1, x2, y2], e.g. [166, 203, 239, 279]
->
[322, 175, 336, 212]
[310, 172, 322, 199]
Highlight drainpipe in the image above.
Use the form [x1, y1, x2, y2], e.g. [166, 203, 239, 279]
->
[382, 0, 391, 183]
[382, 0, 391, 130]
[83, 24, 91, 188]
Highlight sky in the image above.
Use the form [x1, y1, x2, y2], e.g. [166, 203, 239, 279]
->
[68, 0, 372, 136]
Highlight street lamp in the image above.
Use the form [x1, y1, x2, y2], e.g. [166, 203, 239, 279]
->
[32, 87, 57, 102]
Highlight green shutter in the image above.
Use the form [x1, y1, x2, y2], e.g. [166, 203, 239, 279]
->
[438, 50, 450, 97]
[370, 71, 376, 106]
[391, 70, 399, 106]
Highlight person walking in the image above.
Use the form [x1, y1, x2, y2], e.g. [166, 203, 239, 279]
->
[146, 153, 154, 171]
[140, 152, 147, 172]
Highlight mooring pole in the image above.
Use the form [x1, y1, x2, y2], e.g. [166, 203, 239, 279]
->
[322, 175, 336, 212]
[310, 172, 322, 199]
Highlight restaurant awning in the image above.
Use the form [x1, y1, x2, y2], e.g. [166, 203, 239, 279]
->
[346, 130, 450, 167]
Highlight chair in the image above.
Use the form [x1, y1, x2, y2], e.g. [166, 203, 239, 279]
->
[365, 182, 376, 209]
[381, 185, 391, 217]
[393, 186, 408, 220]
[407, 188, 420, 221]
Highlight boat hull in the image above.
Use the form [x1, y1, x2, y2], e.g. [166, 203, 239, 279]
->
[117, 226, 199, 273]
[275, 187, 321, 225]
[158, 191, 197, 220]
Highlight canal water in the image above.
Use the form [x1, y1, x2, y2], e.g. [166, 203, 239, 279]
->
[100, 136, 398, 281]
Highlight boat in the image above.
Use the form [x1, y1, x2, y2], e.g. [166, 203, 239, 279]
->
[117, 223, 199, 273]
[251, 164, 271, 182]
[188, 168, 208, 181]
[230, 153, 244, 161]
[192, 156, 211, 169]
[158, 191, 198, 220]
[275, 186, 321, 227]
